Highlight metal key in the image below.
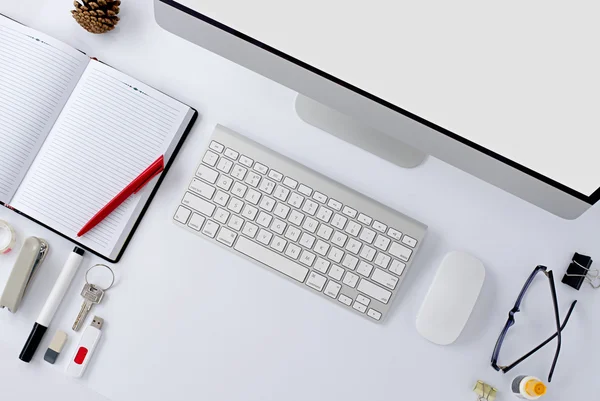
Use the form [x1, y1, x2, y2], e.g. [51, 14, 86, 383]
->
[72, 283, 104, 331]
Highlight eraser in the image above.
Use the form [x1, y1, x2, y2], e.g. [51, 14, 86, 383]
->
[44, 330, 68, 364]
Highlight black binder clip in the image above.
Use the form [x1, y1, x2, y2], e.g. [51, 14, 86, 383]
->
[562, 253, 597, 290]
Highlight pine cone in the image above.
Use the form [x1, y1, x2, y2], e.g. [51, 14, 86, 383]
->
[71, 0, 121, 34]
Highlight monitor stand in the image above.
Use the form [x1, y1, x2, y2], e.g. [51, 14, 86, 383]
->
[295, 95, 427, 168]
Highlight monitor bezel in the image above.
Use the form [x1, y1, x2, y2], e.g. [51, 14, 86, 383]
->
[160, 0, 599, 206]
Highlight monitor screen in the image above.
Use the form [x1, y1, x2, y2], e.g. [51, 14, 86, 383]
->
[179, 0, 599, 200]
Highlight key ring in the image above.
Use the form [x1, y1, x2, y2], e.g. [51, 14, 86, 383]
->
[85, 264, 115, 291]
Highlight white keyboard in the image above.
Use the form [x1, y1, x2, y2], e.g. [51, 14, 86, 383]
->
[173, 125, 427, 322]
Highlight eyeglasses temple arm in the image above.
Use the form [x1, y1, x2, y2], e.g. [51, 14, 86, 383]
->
[502, 300, 577, 375]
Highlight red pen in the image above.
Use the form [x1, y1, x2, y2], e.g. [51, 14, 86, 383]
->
[77, 155, 165, 237]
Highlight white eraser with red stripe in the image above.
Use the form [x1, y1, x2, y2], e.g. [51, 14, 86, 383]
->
[66, 316, 103, 378]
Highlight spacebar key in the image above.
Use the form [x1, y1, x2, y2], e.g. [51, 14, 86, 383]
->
[235, 237, 309, 282]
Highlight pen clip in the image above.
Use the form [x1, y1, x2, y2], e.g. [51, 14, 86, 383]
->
[133, 155, 165, 194]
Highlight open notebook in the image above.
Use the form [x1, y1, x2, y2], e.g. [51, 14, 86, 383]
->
[0, 15, 197, 262]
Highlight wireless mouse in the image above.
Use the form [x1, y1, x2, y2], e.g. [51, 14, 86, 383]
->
[416, 251, 485, 345]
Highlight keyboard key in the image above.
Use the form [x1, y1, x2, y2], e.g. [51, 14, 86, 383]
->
[373, 221, 387, 232]
[182, 192, 216, 217]
[216, 175, 233, 191]
[288, 193, 304, 208]
[374, 253, 391, 268]
[314, 240, 330, 256]
[235, 237, 308, 282]
[302, 217, 319, 233]
[299, 233, 316, 248]
[174, 206, 191, 224]
[256, 229, 273, 245]
[227, 198, 244, 214]
[331, 231, 348, 247]
[342, 206, 357, 218]
[344, 221, 361, 237]
[338, 294, 352, 306]
[299, 250, 316, 266]
[245, 172, 261, 187]
[217, 227, 237, 246]
[374, 235, 391, 251]
[202, 220, 219, 238]
[356, 295, 370, 306]
[302, 199, 319, 215]
[202, 150, 219, 166]
[209, 141, 224, 153]
[268, 170, 283, 181]
[273, 186, 290, 201]
[342, 254, 358, 270]
[327, 247, 344, 263]
[402, 235, 418, 248]
[274, 203, 291, 219]
[306, 271, 327, 291]
[357, 262, 373, 277]
[352, 301, 367, 313]
[387, 228, 402, 241]
[259, 179, 276, 195]
[288, 210, 305, 226]
[328, 265, 344, 281]
[216, 158, 233, 174]
[389, 260, 406, 276]
[224, 148, 239, 160]
[316, 225, 333, 241]
[241, 204, 258, 220]
[231, 182, 248, 198]
[358, 213, 372, 225]
[313, 192, 327, 203]
[241, 222, 258, 238]
[282, 177, 298, 189]
[357, 279, 392, 304]
[359, 227, 376, 243]
[259, 196, 276, 212]
[245, 188, 261, 204]
[239, 155, 254, 167]
[389, 242, 413, 261]
[327, 198, 342, 211]
[256, 212, 273, 227]
[188, 213, 205, 231]
[214, 191, 230, 206]
[284, 226, 301, 242]
[315, 206, 333, 223]
[367, 309, 382, 321]
[324, 281, 341, 298]
[231, 164, 247, 180]
[345, 238, 362, 255]
[298, 184, 312, 196]
[253, 162, 268, 174]
[214, 208, 230, 224]
[359, 245, 376, 262]
[314, 257, 330, 274]
[372, 268, 399, 290]
[270, 218, 287, 235]
[227, 215, 244, 231]
[270, 236, 287, 252]
[285, 243, 301, 259]
[331, 214, 347, 229]
[196, 165, 218, 183]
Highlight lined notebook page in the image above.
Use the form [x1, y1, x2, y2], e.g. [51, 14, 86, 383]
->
[0, 15, 89, 203]
[12, 60, 191, 256]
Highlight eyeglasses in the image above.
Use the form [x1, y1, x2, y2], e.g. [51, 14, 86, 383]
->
[491, 265, 577, 382]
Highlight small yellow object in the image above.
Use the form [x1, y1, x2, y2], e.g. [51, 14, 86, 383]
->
[525, 379, 547, 397]
[473, 380, 497, 401]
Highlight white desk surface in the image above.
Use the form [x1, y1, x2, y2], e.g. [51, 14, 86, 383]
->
[1, 1, 598, 400]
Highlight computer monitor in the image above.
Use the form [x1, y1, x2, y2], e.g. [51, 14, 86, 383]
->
[155, 0, 599, 219]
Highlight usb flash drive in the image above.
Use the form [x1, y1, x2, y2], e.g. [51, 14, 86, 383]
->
[66, 316, 103, 377]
